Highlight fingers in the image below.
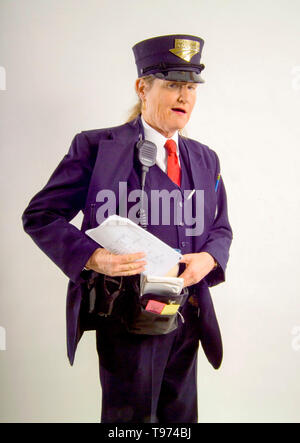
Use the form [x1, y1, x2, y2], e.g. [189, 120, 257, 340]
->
[118, 260, 147, 274]
[110, 252, 146, 269]
[178, 257, 204, 287]
[178, 255, 193, 285]
[118, 252, 146, 264]
[178, 253, 215, 287]
[178, 271, 200, 288]
[178, 263, 207, 287]
[108, 262, 146, 277]
[118, 263, 146, 276]
[96, 251, 147, 277]
[114, 253, 146, 276]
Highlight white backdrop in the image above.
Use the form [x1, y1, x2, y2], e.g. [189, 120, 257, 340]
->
[0, 0, 300, 423]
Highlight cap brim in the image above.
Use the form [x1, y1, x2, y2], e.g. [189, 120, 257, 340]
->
[153, 70, 205, 83]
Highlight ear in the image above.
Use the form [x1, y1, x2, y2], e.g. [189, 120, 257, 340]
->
[135, 78, 146, 101]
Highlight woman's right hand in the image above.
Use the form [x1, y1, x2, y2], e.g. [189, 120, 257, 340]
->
[84, 248, 147, 277]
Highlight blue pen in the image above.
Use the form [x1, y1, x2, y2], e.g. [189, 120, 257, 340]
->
[215, 173, 221, 192]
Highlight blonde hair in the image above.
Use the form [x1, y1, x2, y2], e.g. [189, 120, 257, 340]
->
[126, 76, 186, 136]
[126, 76, 155, 122]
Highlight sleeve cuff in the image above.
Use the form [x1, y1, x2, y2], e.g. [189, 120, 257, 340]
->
[201, 249, 226, 287]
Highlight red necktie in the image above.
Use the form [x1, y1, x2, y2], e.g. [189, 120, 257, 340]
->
[164, 139, 181, 187]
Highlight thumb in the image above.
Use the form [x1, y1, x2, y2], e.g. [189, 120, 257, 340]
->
[177, 268, 189, 287]
[179, 254, 193, 264]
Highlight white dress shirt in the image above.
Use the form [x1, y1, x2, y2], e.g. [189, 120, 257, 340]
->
[141, 115, 180, 173]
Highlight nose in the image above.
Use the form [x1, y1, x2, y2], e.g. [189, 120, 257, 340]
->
[177, 85, 190, 103]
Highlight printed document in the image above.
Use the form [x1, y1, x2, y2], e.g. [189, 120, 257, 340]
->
[85, 215, 182, 277]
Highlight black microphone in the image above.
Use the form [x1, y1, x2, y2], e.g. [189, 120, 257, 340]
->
[136, 138, 157, 229]
[136, 138, 157, 187]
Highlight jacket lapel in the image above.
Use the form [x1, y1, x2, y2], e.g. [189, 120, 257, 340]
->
[179, 136, 213, 192]
[88, 118, 142, 205]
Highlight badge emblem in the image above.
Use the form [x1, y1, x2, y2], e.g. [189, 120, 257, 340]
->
[169, 39, 200, 62]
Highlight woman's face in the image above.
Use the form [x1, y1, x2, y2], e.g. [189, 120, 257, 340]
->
[136, 77, 198, 137]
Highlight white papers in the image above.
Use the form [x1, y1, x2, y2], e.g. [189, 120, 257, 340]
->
[85, 215, 182, 277]
[140, 274, 184, 296]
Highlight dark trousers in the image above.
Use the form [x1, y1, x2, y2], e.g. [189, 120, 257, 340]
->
[96, 301, 200, 423]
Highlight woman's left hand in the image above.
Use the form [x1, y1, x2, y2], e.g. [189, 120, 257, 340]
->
[178, 252, 216, 288]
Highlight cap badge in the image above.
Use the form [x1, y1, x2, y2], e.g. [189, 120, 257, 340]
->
[169, 39, 200, 62]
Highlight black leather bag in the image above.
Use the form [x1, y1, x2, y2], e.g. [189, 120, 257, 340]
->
[127, 289, 188, 335]
[84, 273, 188, 335]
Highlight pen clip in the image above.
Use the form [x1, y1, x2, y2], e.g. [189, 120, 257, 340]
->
[215, 173, 221, 192]
[186, 189, 195, 200]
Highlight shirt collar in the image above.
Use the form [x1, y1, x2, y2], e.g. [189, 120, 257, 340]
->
[141, 115, 179, 149]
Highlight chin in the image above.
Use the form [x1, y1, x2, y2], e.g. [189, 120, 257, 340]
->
[175, 115, 189, 125]
[162, 116, 189, 135]
[173, 120, 187, 130]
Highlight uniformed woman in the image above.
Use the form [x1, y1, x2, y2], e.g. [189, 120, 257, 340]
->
[22, 34, 232, 423]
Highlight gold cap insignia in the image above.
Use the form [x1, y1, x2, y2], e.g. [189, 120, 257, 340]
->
[169, 39, 200, 62]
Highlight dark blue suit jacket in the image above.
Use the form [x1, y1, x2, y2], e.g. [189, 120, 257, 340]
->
[22, 117, 232, 369]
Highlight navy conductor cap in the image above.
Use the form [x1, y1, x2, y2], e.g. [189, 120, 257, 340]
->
[132, 34, 205, 83]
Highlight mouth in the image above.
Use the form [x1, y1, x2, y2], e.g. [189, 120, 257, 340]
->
[171, 107, 187, 115]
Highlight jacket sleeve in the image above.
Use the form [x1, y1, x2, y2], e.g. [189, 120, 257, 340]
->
[201, 152, 233, 287]
[21, 132, 100, 284]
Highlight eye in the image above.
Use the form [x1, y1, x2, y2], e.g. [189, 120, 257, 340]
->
[168, 83, 178, 88]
